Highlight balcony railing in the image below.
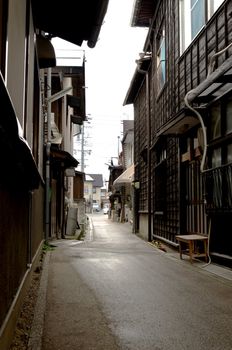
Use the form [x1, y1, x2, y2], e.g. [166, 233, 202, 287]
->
[203, 163, 232, 213]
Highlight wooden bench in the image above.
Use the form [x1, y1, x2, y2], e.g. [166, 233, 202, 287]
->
[175, 234, 208, 264]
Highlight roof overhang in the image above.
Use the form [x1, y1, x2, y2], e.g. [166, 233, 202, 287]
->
[123, 57, 151, 105]
[31, 0, 109, 48]
[113, 164, 134, 187]
[157, 109, 200, 136]
[186, 56, 232, 106]
[50, 147, 78, 169]
[131, 0, 157, 27]
[71, 115, 85, 125]
[36, 34, 56, 68]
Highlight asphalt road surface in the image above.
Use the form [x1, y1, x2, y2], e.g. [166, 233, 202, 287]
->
[41, 214, 232, 350]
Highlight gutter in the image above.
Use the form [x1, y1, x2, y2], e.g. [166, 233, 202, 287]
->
[87, 0, 109, 48]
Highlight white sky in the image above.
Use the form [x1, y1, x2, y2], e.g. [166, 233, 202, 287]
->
[53, 0, 148, 185]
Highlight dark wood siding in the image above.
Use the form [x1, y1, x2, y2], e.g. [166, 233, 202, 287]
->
[131, 0, 232, 259]
[134, 82, 148, 212]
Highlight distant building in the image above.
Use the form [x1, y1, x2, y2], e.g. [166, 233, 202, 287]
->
[84, 174, 103, 212]
[84, 174, 94, 213]
[113, 120, 134, 224]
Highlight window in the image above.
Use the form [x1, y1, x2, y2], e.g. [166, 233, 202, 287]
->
[212, 148, 221, 168]
[227, 144, 232, 164]
[209, 98, 232, 168]
[154, 160, 167, 213]
[210, 103, 221, 140]
[179, 0, 224, 53]
[157, 147, 167, 164]
[191, 0, 205, 39]
[208, 0, 224, 17]
[226, 99, 232, 134]
[157, 24, 166, 92]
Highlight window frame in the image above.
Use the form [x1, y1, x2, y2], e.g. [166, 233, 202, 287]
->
[156, 22, 166, 94]
[156, 21, 167, 94]
[208, 96, 232, 168]
[179, 0, 224, 54]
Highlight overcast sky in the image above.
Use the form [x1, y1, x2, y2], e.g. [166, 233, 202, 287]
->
[53, 0, 148, 185]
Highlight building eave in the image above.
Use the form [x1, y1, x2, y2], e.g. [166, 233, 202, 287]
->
[31, 0, 109, 48]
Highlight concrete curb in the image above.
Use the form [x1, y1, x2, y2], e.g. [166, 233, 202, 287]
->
[28, 251, 51, 350]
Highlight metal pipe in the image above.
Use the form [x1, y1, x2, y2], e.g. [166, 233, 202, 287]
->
[146, 71, 152, 242]
[45, 67, 51, 241]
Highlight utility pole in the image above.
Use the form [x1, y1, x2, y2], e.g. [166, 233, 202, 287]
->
[76, 116, 92, 172]
[117, 135, 120, 159]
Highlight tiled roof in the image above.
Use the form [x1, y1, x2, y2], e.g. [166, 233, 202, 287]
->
[88, 174, 103, 187]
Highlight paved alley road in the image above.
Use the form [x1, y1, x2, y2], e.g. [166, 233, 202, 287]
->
[40, 214, 232, 350]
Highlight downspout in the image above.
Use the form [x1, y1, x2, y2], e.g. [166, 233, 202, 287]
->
[184, 93, 207, 172]
[146, 72, 152, 242]
[137, 55, 152, 242]
[45, 67, 51, 241]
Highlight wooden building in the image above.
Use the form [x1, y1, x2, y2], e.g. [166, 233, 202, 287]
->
[124, 0, 232, 266]
[0, 1, 108, 348]
[113, 120, 134, 223]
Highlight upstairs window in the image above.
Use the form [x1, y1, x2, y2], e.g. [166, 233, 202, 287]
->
[179, 0, 224, 53]
[208, 0, 225, 17]
[157, 24, 166, 93]
[157, 26, 166, 91]
[191, 0, 205, 39]
[157, 25, 166, 92]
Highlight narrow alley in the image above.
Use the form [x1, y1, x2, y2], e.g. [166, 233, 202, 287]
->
[31, 214, 232, 350]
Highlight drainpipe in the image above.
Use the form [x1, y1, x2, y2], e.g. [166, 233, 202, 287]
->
[137, 56, 152, 242]
[146, 73, 152, 242]
[45, 67, 51, 241]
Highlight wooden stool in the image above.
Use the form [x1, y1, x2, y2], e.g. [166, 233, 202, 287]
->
[176, 234, 208, 263]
